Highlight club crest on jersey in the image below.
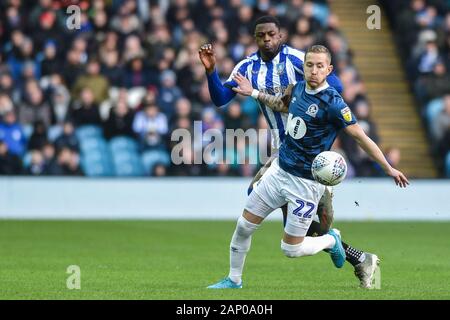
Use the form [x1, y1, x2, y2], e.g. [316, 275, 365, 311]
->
[275, 63, 285, 75]
[341, 106, 353, 122]
[306, 104, 319, 118]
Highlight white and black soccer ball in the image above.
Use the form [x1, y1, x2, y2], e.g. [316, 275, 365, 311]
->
[311, 151, 347, 186]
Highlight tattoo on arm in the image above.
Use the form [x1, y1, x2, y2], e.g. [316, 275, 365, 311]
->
[257, 85, 293, 113]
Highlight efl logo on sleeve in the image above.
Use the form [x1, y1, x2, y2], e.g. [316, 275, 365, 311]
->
[340, 106, 353, 122]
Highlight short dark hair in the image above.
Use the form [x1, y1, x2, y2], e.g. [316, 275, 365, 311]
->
[253, 16, 281, 32]
[305, 45, 332, 63]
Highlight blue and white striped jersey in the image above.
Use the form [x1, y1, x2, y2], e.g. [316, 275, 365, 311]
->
[225, 44, 306, 150]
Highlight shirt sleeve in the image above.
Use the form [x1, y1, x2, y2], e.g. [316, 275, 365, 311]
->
[206, 70, 236, 106]
[328, 98, 357, 129]
[224, 58, 251, 88]
[326, 71, 343, 94]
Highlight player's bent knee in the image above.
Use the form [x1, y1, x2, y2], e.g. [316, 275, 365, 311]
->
[230, 216, 260, 253]
[280, 240, 306, 258]
[236, 215, 259, 237]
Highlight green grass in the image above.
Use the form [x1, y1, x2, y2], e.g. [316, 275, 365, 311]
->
[0, 220, 449, 300]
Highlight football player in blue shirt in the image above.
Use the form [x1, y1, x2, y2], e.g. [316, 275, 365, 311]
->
[201, 16, 383, 288]
[207, 44, 408, 289]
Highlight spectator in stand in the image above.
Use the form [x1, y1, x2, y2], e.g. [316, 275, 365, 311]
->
[132, 103, 168, 151]
[72, 58, 109, 104]
[27, 150, 46, 176]
[157, 69, 183, 120]
[28, 120, 48, 151]
[416, 61, 450, 104]
[0, 93, 14, 117]
[32, 10, 63, 53]
[169, 97, 194, 130]
[353, 99, 379, 143]
[99, 49, 124, 88]
[69, 87, 102, 127]
[122, 54, 156, 89]
[103, 100, 136, 140]
[48, 76, 71, 125]
[0, 110, 26, 157]
[54, 121, 79, 152]
[431, 95, 450, 151]
[223, 101, 251, 130]
[385, 146, 402, 169]
[152, 163, 168, 177]
[0, 73, 17, 100]
[52, 147, 84, 176]
[0, 140, 22, 175]
[41, 142, 59, 175]
[39, 40, 61, 77]
[62, 49, 85, 89]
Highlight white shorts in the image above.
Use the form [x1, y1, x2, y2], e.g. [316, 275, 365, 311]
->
[245, 159, 326, 237]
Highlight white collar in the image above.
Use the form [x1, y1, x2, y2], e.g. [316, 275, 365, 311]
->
[305, 81, 329, 95]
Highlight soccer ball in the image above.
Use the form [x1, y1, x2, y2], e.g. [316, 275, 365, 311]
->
[311, 151, 347, 186]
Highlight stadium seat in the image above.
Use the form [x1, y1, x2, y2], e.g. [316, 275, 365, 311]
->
[446, 152, 450, 178]
[23, 124, 33, 140]
[114, 159, 144, 176]
[75, 125, 103, 141]
[80, 147, 114, 176]
[111, 148, 144, 177]
[425, 98, 444, 127]
[77, 130, 114, 177]
[141, 149, 170, 175]
[80, 137, 108, 154]
[22, 152, 32, 168]
[81, 157, 114, 177]
[109, 136, 139, 153]
[47, 125, 63, 142]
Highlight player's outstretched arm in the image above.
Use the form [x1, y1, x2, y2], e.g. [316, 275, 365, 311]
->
[199, 43, 236, 107]
[232, 73, 291, 113]
[344, 124, 410, 188]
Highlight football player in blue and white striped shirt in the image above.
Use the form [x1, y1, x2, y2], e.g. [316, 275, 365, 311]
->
[199, 16, 379, 288]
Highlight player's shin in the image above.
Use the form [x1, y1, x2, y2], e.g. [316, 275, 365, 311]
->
[280, 235, 335, 258]
[228, 215, 259, 285]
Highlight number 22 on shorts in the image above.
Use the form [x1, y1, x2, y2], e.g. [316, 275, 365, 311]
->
[292, 199, 315, 218]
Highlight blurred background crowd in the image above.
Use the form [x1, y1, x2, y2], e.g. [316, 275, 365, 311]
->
[0, 0, 448, 177]
[381, 0, 450, 176]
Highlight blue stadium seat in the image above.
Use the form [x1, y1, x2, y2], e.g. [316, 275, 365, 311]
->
[22, 152, 32, 168]
[426, 98, 444, 127]
[81, 157, 113, 177]
[114, 160, 144, 176]
[111, 149, 144, 176]
[47, 125, 63, 142]
[77, 131, 114, 177]
[23, 124, 33, 140]
[109, 136, 139, 153]
[446, 152, 450, 178]
[80, 137, 108, 153]
[75, 125, 103, 141]
[141, 149, 170, 175]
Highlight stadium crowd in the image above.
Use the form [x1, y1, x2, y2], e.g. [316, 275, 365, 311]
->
[0, 0, 385, 177]
[382, 0, 450, 177]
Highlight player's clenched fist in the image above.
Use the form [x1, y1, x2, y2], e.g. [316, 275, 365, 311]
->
[198, 43, 216, 75]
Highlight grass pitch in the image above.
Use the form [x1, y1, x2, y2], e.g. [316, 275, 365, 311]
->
[0, 220, 449, 300]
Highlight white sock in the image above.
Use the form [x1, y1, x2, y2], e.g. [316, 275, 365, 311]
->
[228, 216, 259, 285]
[281, 234, 335, 257]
